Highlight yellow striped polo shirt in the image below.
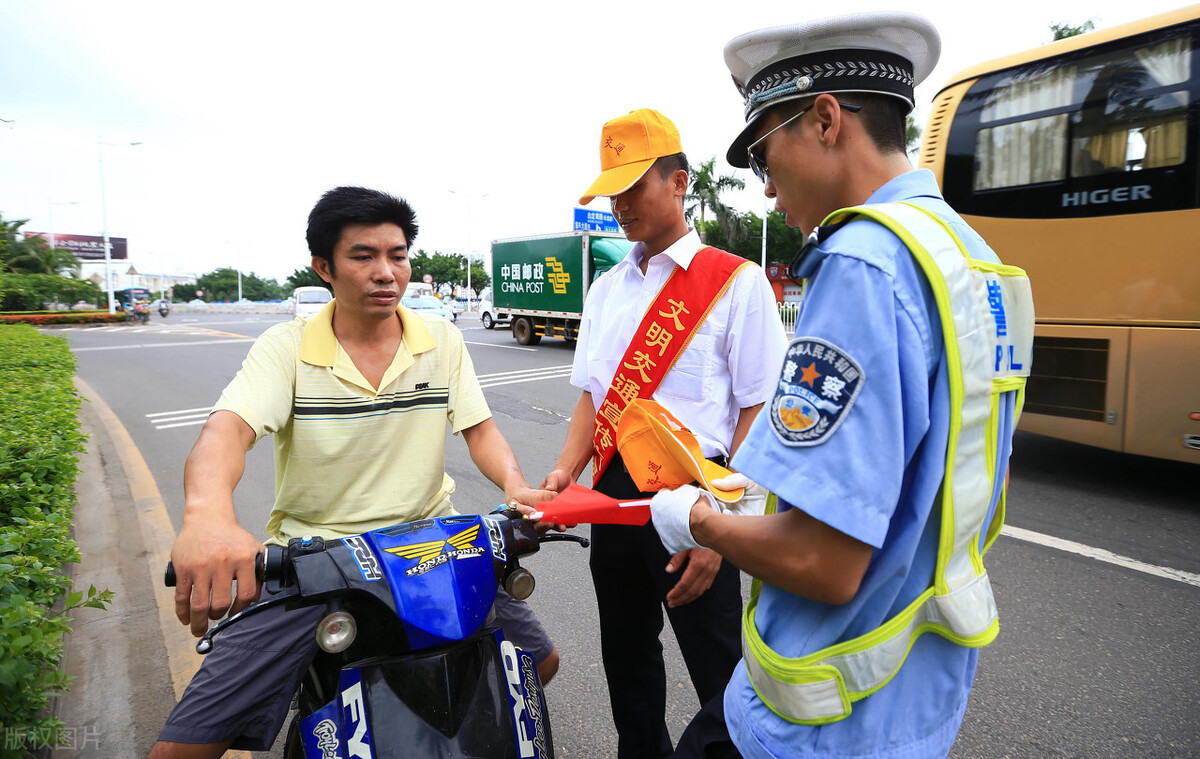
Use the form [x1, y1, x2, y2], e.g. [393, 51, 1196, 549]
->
[212, 300, 491, 545]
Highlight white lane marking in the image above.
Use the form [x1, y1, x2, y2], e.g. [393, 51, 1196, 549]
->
[73, 338, 255, 352]
[477, 364, 573, 380]
[145, 406, 213, 417]
[1002, 525, 1200, 588]
[479, 368, 573, 389]
[465, 340, 536, 352]
[151, 412, 211, 425]
[154, 419, 209, 430]
[147, 406, 215, 430]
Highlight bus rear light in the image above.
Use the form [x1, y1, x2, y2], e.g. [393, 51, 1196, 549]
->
[1189, 412, 1200, 422]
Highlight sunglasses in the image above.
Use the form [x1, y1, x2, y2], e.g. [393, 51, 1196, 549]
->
[746, 102, 863, 182]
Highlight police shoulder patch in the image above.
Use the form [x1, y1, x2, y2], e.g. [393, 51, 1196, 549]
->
[770, 337, 864, 447]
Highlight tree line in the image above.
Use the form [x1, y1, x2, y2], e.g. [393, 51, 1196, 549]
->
[195, 250, 491, 303]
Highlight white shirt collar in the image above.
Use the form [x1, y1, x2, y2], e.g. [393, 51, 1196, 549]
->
[621, 228, 704, 273]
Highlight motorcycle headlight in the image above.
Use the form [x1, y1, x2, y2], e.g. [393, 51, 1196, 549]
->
[315, 610, 357, 653]
[504, 567, 536, 601]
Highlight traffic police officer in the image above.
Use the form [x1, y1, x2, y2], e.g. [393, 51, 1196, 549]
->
[648, 12, 1034, 758]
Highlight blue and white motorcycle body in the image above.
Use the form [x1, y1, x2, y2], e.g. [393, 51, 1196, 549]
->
[176, 510, 576, 758]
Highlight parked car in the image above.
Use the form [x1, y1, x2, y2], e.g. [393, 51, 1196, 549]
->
[402, 294, 456, 321]
[289, 286, 332, 319]
[478, 299, 511, 330]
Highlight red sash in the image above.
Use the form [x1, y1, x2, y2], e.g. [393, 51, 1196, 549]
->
[592, 247, 750, 484]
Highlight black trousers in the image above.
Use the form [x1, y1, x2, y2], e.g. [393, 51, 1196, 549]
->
[671, 690, 744, 759]
[590, 457, 743, 759]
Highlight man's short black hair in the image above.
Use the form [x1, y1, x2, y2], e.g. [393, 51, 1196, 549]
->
[306, 186, 419, 274]
[654, 153, 690, 182]
[777, 94, 907, 155]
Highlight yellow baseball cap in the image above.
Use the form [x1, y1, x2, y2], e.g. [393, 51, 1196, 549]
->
[579, 109, 683, 205]
[615, 399, 745, 504]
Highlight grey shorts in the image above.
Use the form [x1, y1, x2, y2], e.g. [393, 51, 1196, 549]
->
[157, 587, 554, 750]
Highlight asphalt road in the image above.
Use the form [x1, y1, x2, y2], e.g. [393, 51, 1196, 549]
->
[58, 311, 1200, 758]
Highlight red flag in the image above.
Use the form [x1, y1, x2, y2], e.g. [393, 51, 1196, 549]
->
[530, 482, 651, 526]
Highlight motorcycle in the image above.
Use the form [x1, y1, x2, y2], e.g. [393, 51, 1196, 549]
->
[166, 508, 586, 758]
[131, 301, 151, 324]
[158, 302, 170, 318]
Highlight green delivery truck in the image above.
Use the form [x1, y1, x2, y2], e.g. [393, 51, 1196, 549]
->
[489, 231, 634, 345]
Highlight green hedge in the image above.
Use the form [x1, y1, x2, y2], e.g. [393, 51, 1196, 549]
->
[0, 311, 126, 326]
[0, 325, 109, 757]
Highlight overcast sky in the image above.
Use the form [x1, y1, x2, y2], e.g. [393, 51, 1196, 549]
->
[1, 1, 1189, 283]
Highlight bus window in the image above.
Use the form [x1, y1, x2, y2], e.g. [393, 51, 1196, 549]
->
[940, 17, 1197, 219]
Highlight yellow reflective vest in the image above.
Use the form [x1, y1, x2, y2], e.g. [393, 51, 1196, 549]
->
[742, 202, 1035, 724]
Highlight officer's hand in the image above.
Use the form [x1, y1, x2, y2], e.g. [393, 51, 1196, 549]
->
[649, 484, 716, 554]
[170, 519, 264, 637]
[665, 548, 721, 608]
[710, 472, 769, 517]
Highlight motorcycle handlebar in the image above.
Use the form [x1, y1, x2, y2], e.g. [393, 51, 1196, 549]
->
[163, 515, 587, 589]
[164, 549, 273, 588]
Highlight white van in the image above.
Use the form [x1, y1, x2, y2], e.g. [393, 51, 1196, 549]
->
[290, 286, 332, 319]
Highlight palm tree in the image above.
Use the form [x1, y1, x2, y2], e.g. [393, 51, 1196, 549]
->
[0, 214, 80, 275]
[685, 157, 746, 244]
[6, 242, 81, 277]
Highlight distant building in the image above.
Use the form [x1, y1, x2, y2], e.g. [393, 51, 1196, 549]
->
[80, 261, 195, 298]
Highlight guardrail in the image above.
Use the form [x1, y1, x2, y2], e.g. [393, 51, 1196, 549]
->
[778, 301, 800, 335]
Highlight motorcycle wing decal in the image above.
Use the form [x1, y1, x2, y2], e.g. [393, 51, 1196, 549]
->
[446, 524, 481, 550]
[385, 538, 446, 564]
[384, 525, 485, 578]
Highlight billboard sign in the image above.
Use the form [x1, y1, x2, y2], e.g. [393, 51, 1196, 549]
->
[23, 232, 128, 260]
[572, 208, 619, 233]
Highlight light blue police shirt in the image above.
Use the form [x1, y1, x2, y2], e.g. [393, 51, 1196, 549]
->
[726, 170, 1017, 758]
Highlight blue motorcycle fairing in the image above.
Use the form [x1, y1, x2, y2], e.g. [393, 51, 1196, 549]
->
[351, 515, 500, 650]
[494, 629, 550, 759]
[299, 668, 375, 759]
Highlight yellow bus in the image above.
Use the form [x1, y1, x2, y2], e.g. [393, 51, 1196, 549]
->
[919, 6, 1200, 464]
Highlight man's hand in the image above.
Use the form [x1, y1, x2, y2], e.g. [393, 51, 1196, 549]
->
[170, 520, 264, 637]
[665, 548, 722, 608]
[539, 468, 575, 493]
[505, 485, 558, 511]
[709, 472, 769, 516]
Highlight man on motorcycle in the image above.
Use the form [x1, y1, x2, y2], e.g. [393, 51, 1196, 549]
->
[149, 186, 560, 758]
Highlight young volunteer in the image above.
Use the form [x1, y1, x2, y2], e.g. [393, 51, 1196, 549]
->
[647, 13, 1035, 758]
[541, 109, 788, 758]
[150, 186, 558, 758]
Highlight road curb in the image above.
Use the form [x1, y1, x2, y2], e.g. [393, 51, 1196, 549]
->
[56, 378, 252, 758]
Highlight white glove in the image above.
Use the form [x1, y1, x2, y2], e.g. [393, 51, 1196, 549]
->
[649, 484, 718, 554]
[709, 473, 768, 517]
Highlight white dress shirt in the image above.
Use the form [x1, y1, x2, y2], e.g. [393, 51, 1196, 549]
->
[571, 228, 788, 458]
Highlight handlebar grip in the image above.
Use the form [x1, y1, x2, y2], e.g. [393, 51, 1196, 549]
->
[163, 551, 267, 588]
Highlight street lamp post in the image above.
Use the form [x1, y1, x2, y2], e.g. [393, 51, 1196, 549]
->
[98, 139, 141, 313]
[449, 190, 488, 309]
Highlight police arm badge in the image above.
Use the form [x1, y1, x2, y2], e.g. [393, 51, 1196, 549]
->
[770, 338, 864, 447]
